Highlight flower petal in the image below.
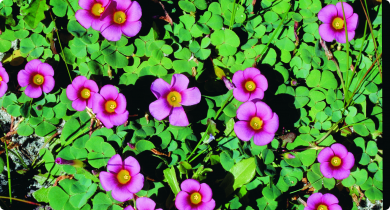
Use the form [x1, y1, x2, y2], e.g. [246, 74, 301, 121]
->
[0, 83, 7, 98]
[328, 204, 342, 210]
[332, 167, 350, 180]
[181, 179, 200, 194]
[25, 84, 42, 98]
[175, 191, 191, 210]
[109, 110, 128, 126]
[169, 106, 189, 127]
[335, 30, 355, 44]
[232, 70, 245, 88]
[107, 154, 123, 173]
[91, 18, 106, 31]
[307, 193, 323, 209]
[234, 121, 254, 141]
[17, 70, 31, 87]
[123, 156, 140, 175]
[123, 206, 135, 210]
[92, 93, 105, 114]
[38, 63, 54, 76]
[115, 0, 131, 11]
[255, 101, 273, 121]
[112, 184, 133, 202]
[0, 68, 9, 83]
[317, 147, 335, 163]
[180, 87, 201, 106]
[197, 199, 216, 210]
[42, 76, 55, 93]
[253, 74, 268, 91]
[341, 152, 355, 170]
[149, 99, 171, 121]
[126, 173, 144, 193]
[72, 98, 87, 111]
[171, 74, 189, 92]
[336, 2, 353, 19]
[66, 84, 79, 101]
[322, 193, 339, 206]
[346, 13, 358, 31]
[236, 101, 256, 121]
[320, 162, 334, 179]
[262, 112, 279, 133]
[243, 67, 261, 80]
[253, 131, 274, 146]
[114, 93, 127, 114]
[78, 0, 95, 10]
[101, 22, 123, 42]
[99, 171, 118, 191]
[330, 143, 348, 158]
[318, 4, 337, 23]
[126, 1, 142, 22]
[84, 79, 99, 93]
[97, 111, 114, 129]
[199, 183, 213, 202]
[151, 78, 171, 99]
[100, 84, 119, 101]
[122, 21, 142, 38]
[233, 87, 250, 102]
[96, 0, 109, 6]
[87, 93, 96, 108]
[248, 87, 265, 101]
[136, 197, 156, 210]
[25, 59, 42, 72]
[76, 10, 96, 29]
[319, 24, 336, 42]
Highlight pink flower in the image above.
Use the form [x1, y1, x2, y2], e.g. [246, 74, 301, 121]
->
[0, 63, 9, 98]
[304, 193, 342, 210]
[149, 74, 201, 127]
[17, 59, 55, 98]
[66, 76, 99, 111]
[317, 143, 355, 180]
[234, 101, 279, 146]
[232, 67, 268, 102]
[318, 2, 359, 43]
[92, 84, 129, 129]
[99, 154, 144, 202]
[175, 179, 215, 210]
[124, 197, 163, 210]
[75, 0, 110, 30]
[99, 0, 142, 41]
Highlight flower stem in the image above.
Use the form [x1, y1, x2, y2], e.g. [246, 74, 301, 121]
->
[189, 146, 209, 163]
[0, 196, 40, 205]
[186, 124, 211, 161]
[339, 0, 350, 106]
[4, 141, 11, 204]
[214, 90, 233, 120]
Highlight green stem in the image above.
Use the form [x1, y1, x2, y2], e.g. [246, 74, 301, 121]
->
[189, 146, 209, 163]
[340, 0, 350, 106]
[186, 124, 211, 161]
[65, 0, 76, 14]
[229, 0, 237, 30]
[4, 141, 11, 204]
[0, 196, 40, 206]
[214, 90, 233, 120]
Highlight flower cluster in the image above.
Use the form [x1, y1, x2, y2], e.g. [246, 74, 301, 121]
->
[305, 193, 342, 210]
[76, 0, 142, 41]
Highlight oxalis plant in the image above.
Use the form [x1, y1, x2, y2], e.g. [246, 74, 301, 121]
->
[0, 0, 382, 209]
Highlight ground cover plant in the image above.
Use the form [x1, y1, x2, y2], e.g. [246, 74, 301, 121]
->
[0, 0, 383, 209]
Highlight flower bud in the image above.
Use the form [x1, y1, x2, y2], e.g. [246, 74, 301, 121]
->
[222, 76, 234, 90]
[291, 79, 298, 86]
[55, 157, 84, 168]
[283, 153, 296, 159]
[127, 143, 136, 149]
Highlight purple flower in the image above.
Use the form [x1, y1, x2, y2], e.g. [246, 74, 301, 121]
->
[0, 63, 9, 98]
[75, 0, 110, 30]
[149, 74, 201, 127]
[55, 157, 84, 168]
[222, 76, 234, 90]
[175, 179, 215, 210]
[17, 59, 55, 98]
[234, 101, 279, 146]
[99, 0, 142, 41]
[232, 67, 268, 102]
[92, 84, 129, 129]
[317, 143, 355, 180]
[318, 2, 358, 43]
[66, 76, 99, 111]
[305, 193, 342, 210]
[124, 197, 163, 210]
[99, 154, 144, 202]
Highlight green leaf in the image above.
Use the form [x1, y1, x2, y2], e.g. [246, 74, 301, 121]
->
[48, 186, 69, 210]
[220, 151, 234, 171]
[163, 167, 181, 195]
[0, 39, 11, 52]
[178, 1, 196, 12]
[262, 184, 281, 200]
[135, 140, 155, 153]
[85, 136, 116, 168]
[33, 187, 52, 203]
[297, 149, 316, 166]
[105, 51, 128, 68]
[262, 149, 275, 164]
[22, 0, 49, 29]
[366, 141, 378, 156]
[17, 123, 34, 136]
[68, 20, 87, 38]
[230, 157, 256, 190]
[35, 121, 56, 137]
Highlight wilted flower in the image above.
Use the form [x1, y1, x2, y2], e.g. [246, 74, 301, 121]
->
[149, 74, 201, 127]
[99, 0, 142, 41]
[99, 154, 144, 202]
[124, 197, 163, 210]
[55, 157, 84, 168]
[317, 143, 355, 180]
[304, 193, 342, 210]
[66, 76, 99, 111]
[175, 179, 215, 210]
[92, 84, 129, 129]
[75, 0, 110, 30]
[17, 59, 55, 98]
[234, 101, 279, 146]
[0, 63, 9, 98]
[232, 67, 268, 102]
[318, 2, 358, 43]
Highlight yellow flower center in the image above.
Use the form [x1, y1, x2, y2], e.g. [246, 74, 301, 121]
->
[166, 91, 182, 107]
[117, 169, 131, 184]
[317, 205, 328, 210]
[105, 100, 117, 113]
[332, 17, 344, 30]
[113, 11, 126, 24]
[80, 88, 91, 99]
[249, 116, 263, 130]
[331, 156, 342, 167]
[0, 76, 2, 82]
[91, 3, 105, 17]
[190, 192, 202, 205]
[33, 74, 44, 85]
[244, 80, 256, 92]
